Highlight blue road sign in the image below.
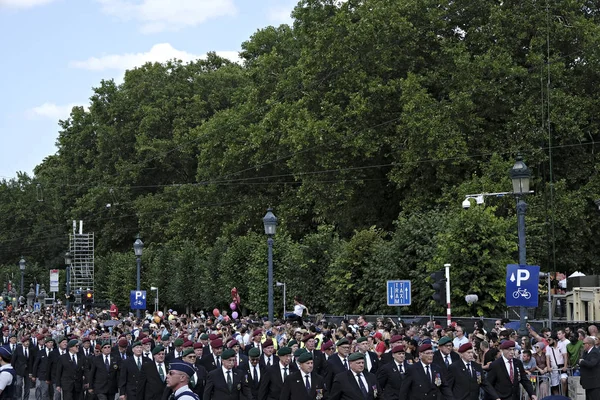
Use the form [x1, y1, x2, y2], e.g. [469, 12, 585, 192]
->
[506, 264, 539, 307]
[387, 280, 411, 306]
[130, 290, 147, 310]
[33, 302, 41, 312]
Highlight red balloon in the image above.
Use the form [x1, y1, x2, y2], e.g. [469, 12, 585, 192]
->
[213, 308, 220, 317]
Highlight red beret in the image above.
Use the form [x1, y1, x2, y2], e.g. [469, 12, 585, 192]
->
[2, 327, 8, 332]
[211, 339, 223, 348]
[227, 339, 239, 348]
[321, 340, 333, 351]
[95, 344, 101, 350]
[138, 333, 147, 340]
[183, 341, 194, 347]
[458, 343, 473, 353]
[208, 334, 218, 341]
[36, 334, 44, 341]
[41, 328, 48, 334]
[142, 338, 152, 345]
[118, 338, 128, 347]
[81, 337, 90, 343]
[21, 336, 30, 343]
[418, 343, 432, 352]
[253, 329, 262, 337]
[500, 340, 516, 349]
[392, 345, 406, 353]
[390, 335, 403, 343]
[374, 332, 383, 339]
[263, 339, 274, 348]
[193, 342, 203, 349]
[302, 333, 316, 342]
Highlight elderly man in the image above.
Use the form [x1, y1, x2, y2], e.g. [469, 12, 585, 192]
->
[376, 345, 408, 400]
[280, 352, 327, 400]
[578, 336, 600, 400]
[258, 347, 295, 400]
[203, 349, 250, 400]
[330, 352, 379, 400]
[485, 340, 536, 400]
[447, 343, 498, 400]
[399, 343, 454, 400]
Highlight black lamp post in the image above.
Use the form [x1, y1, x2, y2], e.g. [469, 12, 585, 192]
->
[133, 237, 144, 319]
[509, 155, 531, 336]
[65, 251, 72, 312]
[19, 257, 25, 297]
[263, 208, 277, 322]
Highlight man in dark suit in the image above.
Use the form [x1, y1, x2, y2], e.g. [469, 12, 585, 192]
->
[244, 330, 263, 356]
[166, 338, 185, 363]
[398, 343, 455, 400]
[447, 343, 498, 400]
[432, 337, 460, 376]
[578, 336, 600, 400]
[227, 340, 249, 373]
[258, 346, 295, 400]
[119, 341, 151, 400]
[112, 337, 131, 361]
[56, 339, 86, 400]
[47, 336, 68, 400]
[182, 348, 208, 399]
[485, 340, 536, 400]
[140, 344, 168, 400]
[12, 336, 34, 400]
[203, 349, 251, 400]
[201, 339, 225, 373]
[245, 348, 263, 400]
[355, 337, 379, 374]
[326, 338, 351, 389]
[32, 337, 53, 400]
[259, 339, 278, 369]
[380, 335, 403, 365]
[87, 341, 120, 400]
[376, 345, 409, 400]
[281, 352, 327, 400]
[330, 352, 380, 400]
[303, 334, 328, 377]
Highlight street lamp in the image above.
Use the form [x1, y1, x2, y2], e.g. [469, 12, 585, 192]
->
[150, 286, 159, 313]
[19, 257, 25, 297]
[263, 208, 277, 322]
[276, 282, 286, 318]
[509, 155, 531, 336]
[65, 251, 72, 312]
[133, 237, 144, 319]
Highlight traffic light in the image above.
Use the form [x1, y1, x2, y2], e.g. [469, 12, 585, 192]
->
[84, 290, 93, 303]
[430, 270, 446, 306]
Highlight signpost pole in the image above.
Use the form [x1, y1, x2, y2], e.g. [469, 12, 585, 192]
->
[444, 264, 451, 327]
[517, 198, 528, 336]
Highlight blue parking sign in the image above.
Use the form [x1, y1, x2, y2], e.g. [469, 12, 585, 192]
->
[506, 264, 539, 307]
[387, 280, 411, 306]
[130, 290, 147, 310]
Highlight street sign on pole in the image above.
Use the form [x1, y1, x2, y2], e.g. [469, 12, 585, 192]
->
[130, 290, 146, 310]
[506, 264, 539, 307]
[49, 270, 59, 293]
[387, 280, 411, 306]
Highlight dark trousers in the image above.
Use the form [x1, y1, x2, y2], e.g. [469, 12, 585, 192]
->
[586, 387, 600, 400]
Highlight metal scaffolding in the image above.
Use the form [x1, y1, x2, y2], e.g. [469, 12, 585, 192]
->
[69, 228, 94, 297]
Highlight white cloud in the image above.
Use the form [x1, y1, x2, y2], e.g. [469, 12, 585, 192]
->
[26, 102, 86, 120]
[97, 0, 236, 33]
[0, 0, 57, 9]
[69, 43, 240, 72]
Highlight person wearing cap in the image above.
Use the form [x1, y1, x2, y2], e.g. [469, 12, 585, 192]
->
[578, 336, 600, 400]
[280, 352, 327, 400]
[245, 330, 263, 357]
[398, 343, 454, 400]
[48, 336, 68, 400]
[118, 341, 150, 400]
[1, 328, 10, 346]
[203, 349, 250, 400]
[246, 348, 264, 400]
[200, 339, 225, 372]
[379, 335, 403, 365]
[166, 361, 200, 400]
[258, 346, 296, 400]
[356, 337, 379, 374]
[433, 336, 459, 375]
[87, 341, 120, 400]
[259, 339, 278, 369]
[227, 339, 249, 373]
[55, 339, 85, 400]
[325, 338, 351, 389]
[0, 345, 16, 399]
[376, 345, 408, 400]
[12, 335, 33, 400]
[32, 336, 53, 400]
[142, 338, 153, 360]
[485, 340, 536, 400]
[113, 337, 132, 361]
[321, 341, 334, 361]
[167, 338, 186, 363]
[330, 352, 379, 400]
[180, 348, 208, 398]
[447, 343, 498, 400]
[303, 334, 327, 377]
[139, 345, 169, 400]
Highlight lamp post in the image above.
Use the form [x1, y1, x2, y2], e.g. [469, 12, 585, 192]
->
[151, 286, 159, 313]
[65, 251, 72, 312]
[263, 208, 278, 322]
[19, 257, 25, 297]
[133, 237, 144, 319]
[276, 282, 286, 318]
[509, 155, 531, 336]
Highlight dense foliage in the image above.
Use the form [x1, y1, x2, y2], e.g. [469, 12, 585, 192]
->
[2, 0, 600, 317]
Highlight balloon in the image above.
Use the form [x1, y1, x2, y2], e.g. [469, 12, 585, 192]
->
[232, 311, 239, 319]
[157, 311, 163, 318]
[153, 316, 160, 324]
[213, 308, 220, 317]
[230, 302, 236, 311]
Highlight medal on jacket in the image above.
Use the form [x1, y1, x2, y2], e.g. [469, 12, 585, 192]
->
[476, 371, 481, 384]
[316, 389, 323, 400]
[434, 373, 441, 387]
[372, 385, 378, 398]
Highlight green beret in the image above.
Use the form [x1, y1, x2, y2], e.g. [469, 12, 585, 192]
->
[297, 352, 313, 363]
[200, 333, 209, 340]
[174, 338, 184, 347]
[182, 348, 195, 358]
[288, 339, 298, 347]
[222, 349, 236, 360]
[356, 337, 368, 343]
[68, 339, 79, 348]
[101, 341, 111, 348]
[348, 352, 365, 362]
[336, 338, 349, 347]
[152, 345, 165, 355]
[248, 348, 260, 357]
[132, 341, 142, 348]
[294, 348, 308, 357]
[58, 336, 67, 343]
[161, 334, 170, 341]
[438, 337, 452, 346]
[277, 346, 292, 356]
[45, 338, 56, 345]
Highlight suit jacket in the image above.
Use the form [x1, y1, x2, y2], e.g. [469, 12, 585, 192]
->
[140, 359, 169, 400]
[432, 351, 461, 376]
[259, 354, 280, 369]
[166, 348, 184, 363]
[234, 353, 249, 372]
[398, 362, 455, 400]
[87, 354, 120, 395]
[364, 351, 379, 374]
[201, 353, 223, 372]
[56, 352, 86, 393]
[245, 342, 262, 356]
[376, 360, 409, 400]
[485, 357, 534, 400]
[258, 363, 293, 400]
[11, 344, 34, 377]
[47, 348, 67, 383]
[329, 370, 379, 400]
[307, 350, 328, 377]
[245, 363, 265, 400]
[118, 356, 151, 400]
[203, 367, 251, 400]
[579, 346, 600, 389]
[325, 354, 349, 389]
[280, 371, 327, 400]
[32, 347, 51, 380]
[447, 360, 498, 400]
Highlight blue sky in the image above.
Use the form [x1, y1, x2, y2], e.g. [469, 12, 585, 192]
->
[0, 0, 297, 179]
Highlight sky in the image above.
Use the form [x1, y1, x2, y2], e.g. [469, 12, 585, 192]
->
[0, 0, 298, 179]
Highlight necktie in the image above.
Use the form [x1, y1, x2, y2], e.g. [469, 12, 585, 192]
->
[105, 356, 110, 371]
[509, 359, 514, 383]
[305, 374, 311, 392]
[426, 365, 431, 382]
[398, 363, 404, 374]
[253, 366, 259, 386]
[226, 370, 233, 391]
[11, 345, 14, 352]
[466, 363, 472, 377]
[267, 357, 271, 367]
[137, 357, 142, 370]
[24, 348, 28, 359]
[216, 356, 221, 368]
[445, 355, 450, 367]
[158, 363, 165, 382]
[343, 358, 348, 370]
[356, 373, 368, 399]
[283, 367, 288, 380]
[72, 354, 76, 365]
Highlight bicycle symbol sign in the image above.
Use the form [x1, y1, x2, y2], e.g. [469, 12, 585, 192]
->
[506, 264, 539, 307]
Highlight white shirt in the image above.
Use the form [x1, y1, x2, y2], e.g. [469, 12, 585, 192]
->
[279, 363, 290, 381]
[354, 372, 368, 392]
[263, 354, 273, 365]
[303, 373, 312, 388]
[453, 336, 469, 349]
[155, 362, 165, 377]
[0, 364, 13, 390]
[222, 366, 234, 380]
[250, 364, 261, 381]
[174, 384, 196, 400]
[362, 352, 372, 372]
[293, 304, 307, 317]
[502, 356, 514, 377]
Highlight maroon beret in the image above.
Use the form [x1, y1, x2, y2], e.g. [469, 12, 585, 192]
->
[321, 340, 333, 351]
[418, 343, 432, 352]
[392, 345, 406, 353]
[263, 339, 274, 348]
[253, 329, 262, 337]
[390, 335, 403, 344]
[81, 337, 90, 343]
[302, 333, 316, 342]
[208, 334, 218, 341]
[142, 338, 152, 345]
[138, 333, 147, 340]
[183, 341, 194, 347]
[211, 339, 223, 348]
[118, 338, 128, 347]
[458, 343, 473, 353]
[227, 339, 239, 348]
[21, 336, 30, 343]
[500, 340, 516, 349]
[36, 334, 45, 341]
[193, 342, 203, 349]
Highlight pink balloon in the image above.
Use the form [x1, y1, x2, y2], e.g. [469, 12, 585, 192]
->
[232, 311, 239, 319]
[212, 308, 220, 317]
[230, 302, 237, 311]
